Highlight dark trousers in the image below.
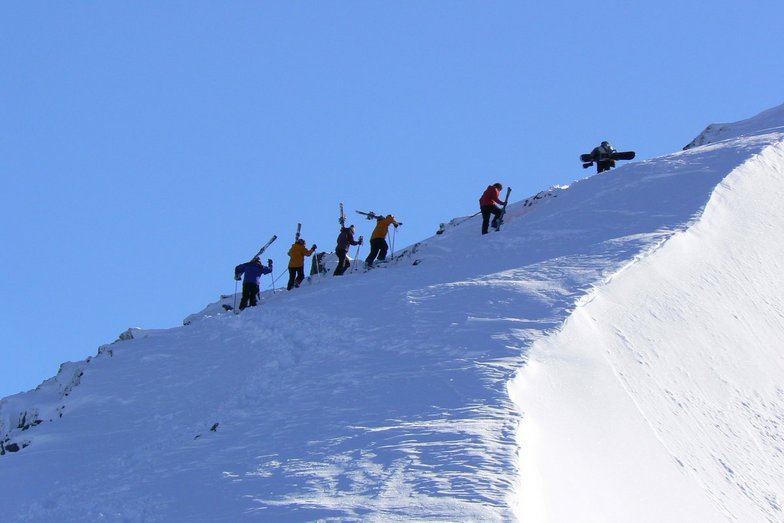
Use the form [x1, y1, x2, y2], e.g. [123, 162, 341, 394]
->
[334, 249, 350, 275]
[239, 282, 260, 310]
[481, 205, 502, 234]
[287, 266, 305, 290]
[596, 159, 615, 173]
[365, 238, 388, 266]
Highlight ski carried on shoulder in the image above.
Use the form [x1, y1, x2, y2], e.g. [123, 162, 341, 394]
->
[295, 223, 301, 241]
[494, 187, 512, 231]
[254, 235, 277, 258]
[356, 210, 383, 220]
[339, 203, 346, 226]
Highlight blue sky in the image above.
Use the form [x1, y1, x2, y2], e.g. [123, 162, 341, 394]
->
[1, 1, 782, 398]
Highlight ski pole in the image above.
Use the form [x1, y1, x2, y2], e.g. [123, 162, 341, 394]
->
[315, 252, 324, 282]
[352, 242, 362, 272]
[390, 227, 396, 260]
[457, 211, 481, 226]
[233, 279, 238, 311]
[385, 231, 393, 262]
[271, 268, 287, 291]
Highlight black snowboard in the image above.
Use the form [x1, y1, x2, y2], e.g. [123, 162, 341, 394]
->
[580, 151, 635, 163]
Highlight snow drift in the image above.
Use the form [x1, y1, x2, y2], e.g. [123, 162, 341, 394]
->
[1, 105, 783, 522]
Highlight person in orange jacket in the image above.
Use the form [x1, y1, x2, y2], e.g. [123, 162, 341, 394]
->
[365, 214, 400, 267]
[287, 239, 317, 290]
[479, 183, 505, 234]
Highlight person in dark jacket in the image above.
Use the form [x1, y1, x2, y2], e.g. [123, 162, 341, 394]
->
[234, 257, 273, 310]
[590, 141, 616, 173]
[479, 183, 505, 234]
[333, 224, 362, 276]
[287, 238, 317, 290]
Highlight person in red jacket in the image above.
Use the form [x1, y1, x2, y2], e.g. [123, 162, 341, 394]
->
[479, 182, 505, 234]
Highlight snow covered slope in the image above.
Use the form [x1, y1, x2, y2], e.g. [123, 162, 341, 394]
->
[514, 108, 784, 523]
[2, 105, 783, 522]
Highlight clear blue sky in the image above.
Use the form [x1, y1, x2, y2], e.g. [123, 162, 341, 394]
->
[1, 1, 782, 398]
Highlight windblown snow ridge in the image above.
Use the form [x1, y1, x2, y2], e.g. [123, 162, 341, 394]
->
[514, 128, 784, 522]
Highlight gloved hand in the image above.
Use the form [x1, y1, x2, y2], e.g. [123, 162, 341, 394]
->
[267, 259, 273, 268]
[311, 244, 317, 250]
[234, 275, 241, 281]
[358, 236, 364, 245]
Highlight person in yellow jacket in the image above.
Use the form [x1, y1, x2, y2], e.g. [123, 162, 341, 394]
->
[364, 214, 400, 267]
[287, 239, 317, 290]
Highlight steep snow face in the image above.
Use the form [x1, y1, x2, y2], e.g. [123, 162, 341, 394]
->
[514, 113, 784, 522]
[1, 106, 782, 522]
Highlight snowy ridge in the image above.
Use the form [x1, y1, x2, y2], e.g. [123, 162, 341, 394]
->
[2, 105, 784, 521]
[0, 360, 86, 454]
[684, 103, 784, 149]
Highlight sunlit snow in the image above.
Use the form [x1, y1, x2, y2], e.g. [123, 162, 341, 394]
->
[2, 106, 783, 522]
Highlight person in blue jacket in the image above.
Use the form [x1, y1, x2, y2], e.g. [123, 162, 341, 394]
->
[234, 257, 273, 310]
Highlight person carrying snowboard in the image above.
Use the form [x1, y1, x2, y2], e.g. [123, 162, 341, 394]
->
[479, 183, 505, 234]
[287, 238, 317, 290]
[590, 141, 617, 173]
[234, 257, 273, 310]
[365, 214, 400, 267]
[334, 224, 362, 276]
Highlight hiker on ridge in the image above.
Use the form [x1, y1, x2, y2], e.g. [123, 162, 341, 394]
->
[334, 224, 362, 276]
[365, 214, 400, 267]
[590, 141, 617, 173]
[234, 257, 273, 310]
[479, 183, 505, 235]
[287, 239, 317, 290]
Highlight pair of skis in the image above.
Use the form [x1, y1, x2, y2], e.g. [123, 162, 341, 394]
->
[341, 205, 390, 224]
[355, 210, 405, 227]
[356, 210, 383, 221]
[493, 187, 512, 231]
[253, 235, 277, 258]
[252, 220, 299, 260]
[252, 216, 303, 260]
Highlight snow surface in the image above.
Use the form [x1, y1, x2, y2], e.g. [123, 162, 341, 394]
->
[1, 105, 783, 522]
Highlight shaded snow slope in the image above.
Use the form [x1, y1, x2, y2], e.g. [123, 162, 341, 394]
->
[515, 112, 784, 522]
[1, 105, 783, 522]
